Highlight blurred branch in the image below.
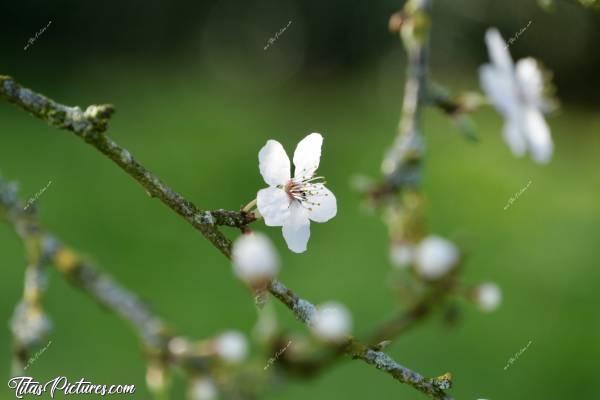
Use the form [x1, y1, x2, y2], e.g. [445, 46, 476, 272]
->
[381, 0, 432, 190]
[367, 279, 455, 346]
[9, 226, 51, 375]
[0, 177, 213, 386]
[0, 76, 453, 399]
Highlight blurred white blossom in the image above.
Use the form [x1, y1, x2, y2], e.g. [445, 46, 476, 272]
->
[310, 302, 352, 342]
[257, 133, 337, 253]
[414, 236, 459, 279]
[214, 331, 248, 363]
[480, 28, 554, 164]
[476, 283, 502, 312]
[232, 233, 279, 284]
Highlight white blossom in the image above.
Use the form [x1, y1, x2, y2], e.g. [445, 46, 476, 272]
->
[476, 283, 502, 312]
[214, 331, 248, 363]
[257, 133, 337, 253]
[310, 302, 352, 342]
[189, 378, 218, 400]
[414, 235, 459, 279]
[232, 233, 279, 284]
[479, 28, 554, 164]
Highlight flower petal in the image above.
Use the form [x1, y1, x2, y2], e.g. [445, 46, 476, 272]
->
[515, 58, 544, 109]
[257, 187, 291, 226]
[282, 203, 310, 253]
[293, 133, 323, 179]
[306, 184, 337, 223]
[522, 107, 553, 164]
[502, 116, 527, 158]
[485, 28, 513, 73]
[259, 140, 291, 186]
[479, 65, 517, 117]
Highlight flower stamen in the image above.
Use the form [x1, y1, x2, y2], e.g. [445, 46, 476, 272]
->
[285, 176, 328, 211]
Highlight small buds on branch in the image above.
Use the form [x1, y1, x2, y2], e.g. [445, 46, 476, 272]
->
[0, 177, 216, 383]
[0, 76, 254, 258]
[0, 75, 114, 135]
[1, 75, 453, 397]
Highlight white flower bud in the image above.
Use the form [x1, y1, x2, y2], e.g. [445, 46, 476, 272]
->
[214, 331, 248, 363]
[414, 235, 459, 279]
[390, 243, 414, 269]
[310, 302, 352, 342]
[232, 233, 279, 284]
[189, 378, 217, 400]
[476, 283, 502, 312]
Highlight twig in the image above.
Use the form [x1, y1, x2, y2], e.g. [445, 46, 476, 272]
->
[0, 76, 453, 399]
[0, 179, 52, 375]
[10, 237, 51, 375]
[272, 279, 454, 378]
[367, 280, 454, 346]
[268, 280, 453, 399]
[0, 177, 213, 380]
[381, 0, 432, 189]
[0, 75, 254, 258]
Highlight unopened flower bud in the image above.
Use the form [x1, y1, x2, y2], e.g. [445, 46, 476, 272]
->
[214, 331, 248, 363]
[232, 233, 279, 285]
[475, 283, 502, 312]
[310, 302, 352, 342]
[414, 235, 459, 279]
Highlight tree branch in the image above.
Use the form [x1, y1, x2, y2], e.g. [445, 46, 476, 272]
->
[381, 0, 431, 190]
[1, 72, 452, 398]
[367, 279, 454, 346]
[0, 75, 254, 258]
[268, 280, 453, 399]
[0, 177, 213, 381]
[0, 76, 114, 135]
[10, 237, 51, 375]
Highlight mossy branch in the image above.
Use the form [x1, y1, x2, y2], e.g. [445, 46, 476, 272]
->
[0, 75, 255, 258]
[0, 177, 213, 383]
[268, 280, 453, 399]
[381, 0, 431, 189]
[10, 234, 51, 375]
[0, 75, 114, 135]
[0, 75, 452, 399]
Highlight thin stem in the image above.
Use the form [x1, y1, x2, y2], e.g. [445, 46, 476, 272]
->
[381, 0, 432, 189]
[242, 199, 257, 213]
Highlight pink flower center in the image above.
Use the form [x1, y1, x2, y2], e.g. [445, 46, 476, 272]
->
[283, 176, 327, 210]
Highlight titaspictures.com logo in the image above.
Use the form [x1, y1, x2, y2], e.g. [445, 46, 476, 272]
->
[8, 376, 135, 398]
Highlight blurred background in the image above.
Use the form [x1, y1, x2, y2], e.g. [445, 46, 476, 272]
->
[1, 0, 599, 398]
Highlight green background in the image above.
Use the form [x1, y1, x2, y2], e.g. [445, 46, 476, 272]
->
[1, 0, 599, 399]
